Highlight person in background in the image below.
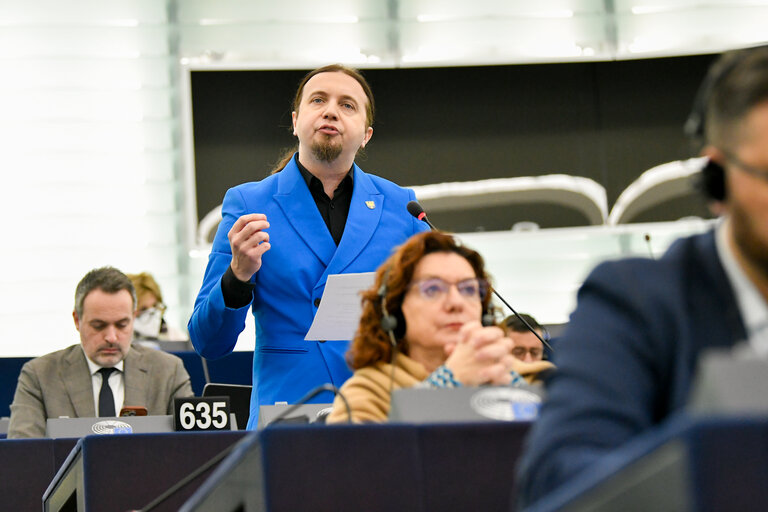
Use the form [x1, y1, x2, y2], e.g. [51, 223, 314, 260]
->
[188, 64, 428, 430]
[8, 267, 193, 438]
[517, 46, 768, 507]
[502, 313, 555, 385]
[127, 272, 188, 342]
[325, 231, 516, 424]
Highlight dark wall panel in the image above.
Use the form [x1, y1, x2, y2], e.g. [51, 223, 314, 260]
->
[190, 54, 716, 231]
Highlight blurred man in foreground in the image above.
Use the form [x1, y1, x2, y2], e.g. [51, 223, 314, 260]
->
[517, 46, 768, 506]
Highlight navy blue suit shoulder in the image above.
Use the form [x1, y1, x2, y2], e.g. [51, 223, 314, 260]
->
[516, 229, 746, 507]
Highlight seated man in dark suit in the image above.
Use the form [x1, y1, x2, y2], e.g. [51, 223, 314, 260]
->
[517, 45, 768, 506]
[8, 267, 193, 438]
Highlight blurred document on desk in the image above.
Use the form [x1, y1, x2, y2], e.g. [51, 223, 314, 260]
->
[305, 272, 375, 341]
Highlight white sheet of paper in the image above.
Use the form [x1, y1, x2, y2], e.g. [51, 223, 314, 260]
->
[304, 272, 376, 341]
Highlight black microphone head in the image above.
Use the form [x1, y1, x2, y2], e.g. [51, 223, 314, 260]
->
[407, 200, 425, 219]
[482, 312, 496, 327]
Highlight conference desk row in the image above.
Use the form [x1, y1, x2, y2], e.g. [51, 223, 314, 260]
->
[4, 415, 768, 511]
[4, 421, 531, 512]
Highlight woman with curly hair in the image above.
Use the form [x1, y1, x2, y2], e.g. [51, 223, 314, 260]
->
[326, 231, 516, 423]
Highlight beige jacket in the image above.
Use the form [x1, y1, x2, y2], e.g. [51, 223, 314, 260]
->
[326, 353, 429, 424]
[511, 358, 556, 385]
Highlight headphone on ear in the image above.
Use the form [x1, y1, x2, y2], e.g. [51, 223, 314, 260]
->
[377, 270, 405, 348]
[684, 47, 764, 202]
[684, 58, 728, 201]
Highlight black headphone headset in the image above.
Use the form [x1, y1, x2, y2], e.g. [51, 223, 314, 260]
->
[684, 47, 765, 202]
[378, 273, 402, 344]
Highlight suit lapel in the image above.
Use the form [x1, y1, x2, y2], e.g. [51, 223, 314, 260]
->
[62, 346, 98, 417]
[323, 166, 383, 279]
[693, 230, 748, 349]
[123, 347, 149, 408]
[273, 159, 336, 266]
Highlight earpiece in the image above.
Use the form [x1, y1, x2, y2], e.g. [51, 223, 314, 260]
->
[380, 304, 398, 334]
[378, 274, 399, 347]
[697, 158, 726, 201]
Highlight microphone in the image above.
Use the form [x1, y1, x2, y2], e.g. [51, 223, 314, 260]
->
[407, 200, 553, 352]
[139, 437, 244, 511]
[407, 200, 437, 230]
[141, 386, 350, 511]
[200, 356, 211, 385]
[267, 383, 352, 426]
[644, 233, 656, 260]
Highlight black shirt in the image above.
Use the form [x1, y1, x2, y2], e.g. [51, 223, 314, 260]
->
[221, 154, 354, 308]
[296, 157, 354, 246]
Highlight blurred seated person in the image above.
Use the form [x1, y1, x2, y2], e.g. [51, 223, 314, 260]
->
[503, 313, 555, 385]
[517, 46, 768, 507]
[326, 231, 516, 424]
[127, 272, 188, 342]
[8, 267, 193, 438]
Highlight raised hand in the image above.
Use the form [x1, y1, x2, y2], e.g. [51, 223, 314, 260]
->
[228, 213, 271, 281]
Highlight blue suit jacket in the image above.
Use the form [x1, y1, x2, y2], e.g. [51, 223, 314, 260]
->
[516, 229, 747, 506]
[189, 156, 428, 429]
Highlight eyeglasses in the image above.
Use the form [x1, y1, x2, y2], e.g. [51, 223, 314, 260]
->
[409, 277, 488, 301]
[722, 149, 768, 183]
[511, 347, 544, 360]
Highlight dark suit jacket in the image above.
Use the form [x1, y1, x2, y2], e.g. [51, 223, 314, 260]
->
[189, 155, 427, 429]
[7, 343, 193, 438]
[516, 229, 747, 506]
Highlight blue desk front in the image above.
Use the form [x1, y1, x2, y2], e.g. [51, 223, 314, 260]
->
[525, 415, 768, 512]
[183, 421, 532, 512]
[0, 437, 77, 512]
[43, 431, 247, 512]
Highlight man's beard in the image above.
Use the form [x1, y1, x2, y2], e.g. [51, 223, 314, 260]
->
[731, 200, 768, 282]
[311, 137, 342, 163]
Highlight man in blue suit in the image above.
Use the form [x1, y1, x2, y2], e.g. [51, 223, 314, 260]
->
[517, 46, 768, 506]
[189, 64, 428, 429]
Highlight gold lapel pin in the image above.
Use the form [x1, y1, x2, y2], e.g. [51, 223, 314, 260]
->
[365, 200, 375, 210]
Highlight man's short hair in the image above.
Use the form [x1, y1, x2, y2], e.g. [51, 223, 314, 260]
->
[705, 45, 768, 150]
[74, 267, 136, 317]
[504, 313, 545, 336]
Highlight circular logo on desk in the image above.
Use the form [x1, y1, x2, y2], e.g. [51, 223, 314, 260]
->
[91, 420, 133, 435]
[314, 407, 333, 422]
[470, 388, 542, 421]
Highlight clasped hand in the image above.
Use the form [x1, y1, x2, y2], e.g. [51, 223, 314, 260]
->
[444, 321, 516, 386]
